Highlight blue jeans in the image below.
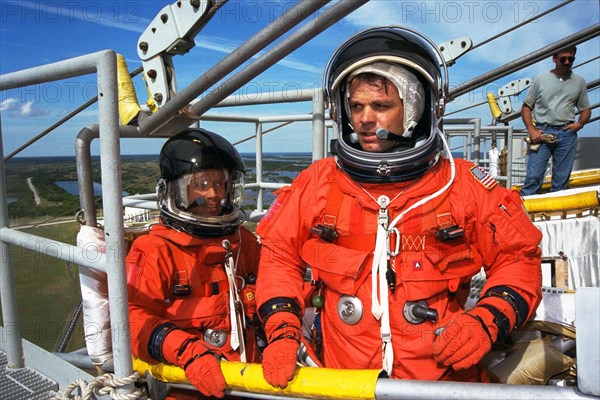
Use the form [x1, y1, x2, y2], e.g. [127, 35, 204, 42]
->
[520, 125, 578, 196]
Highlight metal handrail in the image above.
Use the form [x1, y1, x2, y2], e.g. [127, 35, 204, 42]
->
[0, 50, 136, 394]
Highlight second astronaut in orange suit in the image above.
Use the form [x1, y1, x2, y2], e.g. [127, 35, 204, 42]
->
[256, 27, 542, 387]
[127, 129, 261, 399]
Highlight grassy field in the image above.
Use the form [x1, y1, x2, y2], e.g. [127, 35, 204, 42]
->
[1, 155, 160, 352]
[1, 221, 85, 352]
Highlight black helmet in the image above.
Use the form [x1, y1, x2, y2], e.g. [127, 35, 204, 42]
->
[157, 128, 245, 236]
[324, 26, 449, 182]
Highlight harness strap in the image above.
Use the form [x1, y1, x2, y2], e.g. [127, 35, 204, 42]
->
[322, 180, 345, 229]
[371, 195, 394, 375]
[166, 239, 230, 297]
[223, 239, 247, 362]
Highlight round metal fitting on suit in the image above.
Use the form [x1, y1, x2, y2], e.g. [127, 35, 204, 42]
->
[203, 329, 227, 347]
[403, 300, 439, 324]
[337, 295, 363, 325]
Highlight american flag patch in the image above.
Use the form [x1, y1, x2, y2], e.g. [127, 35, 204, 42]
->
[469, 165, 497, 190]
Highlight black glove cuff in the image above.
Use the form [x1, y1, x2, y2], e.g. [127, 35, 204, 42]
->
[480, 286, 529, 327]
[478, 304, 511, 342]
[258, 297, 302, 322]
[148, 323, 176, 363]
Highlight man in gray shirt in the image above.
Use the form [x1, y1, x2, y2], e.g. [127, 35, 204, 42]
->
[520, 46, 591, 196]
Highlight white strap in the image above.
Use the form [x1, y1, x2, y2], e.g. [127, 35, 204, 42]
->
[222, 240, 246, 362]
[366, 127, 456, 376]
[370, 220, 387, 320]
[370, 196, 394, 375]
[380, 239, 393, 374]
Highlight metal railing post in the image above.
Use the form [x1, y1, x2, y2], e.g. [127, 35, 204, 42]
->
[255, 123, 264, 213]
[312, 88, 325, 162]
[75, 126, 100, 228]
[0, 118, 25, 369]
[473, 119, 481, 165]
[506, 126, 515, 187]
[95, 52, 135, 394]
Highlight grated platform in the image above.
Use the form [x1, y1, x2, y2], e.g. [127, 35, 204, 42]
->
[0, 351, 58, 400]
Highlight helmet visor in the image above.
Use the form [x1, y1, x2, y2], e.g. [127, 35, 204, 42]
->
[163, 168, 244, 226]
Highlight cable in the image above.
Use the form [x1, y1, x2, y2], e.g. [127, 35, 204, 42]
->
[470, 0, 575, 52]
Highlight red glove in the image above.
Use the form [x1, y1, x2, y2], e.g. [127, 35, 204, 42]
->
[184, 352, 227, 398]
[261, 312, 301, 388]
[432, 306, 499, 371]
[162, 329, 227, 398]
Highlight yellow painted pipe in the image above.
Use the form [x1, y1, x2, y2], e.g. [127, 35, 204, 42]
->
[523, 190, 599, 213]
[133, 357, 380, 400]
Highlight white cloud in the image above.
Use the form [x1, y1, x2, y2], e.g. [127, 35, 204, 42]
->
[0, 98, 50, 117]
[19, 100, 34, 116]
[0, 98, 18, 112]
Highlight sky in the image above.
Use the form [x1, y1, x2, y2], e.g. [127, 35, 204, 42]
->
[1, 0, 598, 157]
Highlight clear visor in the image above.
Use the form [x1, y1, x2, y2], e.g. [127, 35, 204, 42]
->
[162, 168, 244, 226]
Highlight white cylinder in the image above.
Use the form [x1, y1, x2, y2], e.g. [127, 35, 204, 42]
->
[77, 225, 113, 366]
[489, 147, 499, 178]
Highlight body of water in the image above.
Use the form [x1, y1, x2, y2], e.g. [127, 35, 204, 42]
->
[54, 181, 129, 197]
[23, 152, 467, 208]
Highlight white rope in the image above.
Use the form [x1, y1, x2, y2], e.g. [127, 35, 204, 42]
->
[387, 127, 456, 231]
[222, 238, 247, 362]
[52, 371, 144, 400]
[365, 127, 456, 376]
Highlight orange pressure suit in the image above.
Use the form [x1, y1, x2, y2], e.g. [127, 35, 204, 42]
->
[256, 157, 542, 381]
[127, 224, 261, 366]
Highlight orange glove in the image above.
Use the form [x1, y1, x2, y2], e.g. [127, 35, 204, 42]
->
[161, 329, 227, 397]
[262, 312, 302, 388]
[184, 352, 227, 398]
[432, 306, 498, 371]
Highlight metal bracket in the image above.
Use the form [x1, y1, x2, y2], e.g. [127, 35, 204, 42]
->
[137, 0, 212, 107]
[497, 77, 532, 114]
[438, 36, 472, 66]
